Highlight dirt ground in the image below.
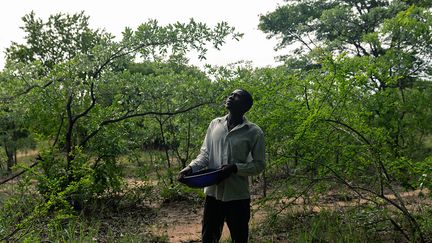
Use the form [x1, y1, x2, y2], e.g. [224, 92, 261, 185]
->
[151, 199, 266, 243]
[149, 188, 431, 243]
[152, 200, 233, 242]
[2, 156, 430, 242]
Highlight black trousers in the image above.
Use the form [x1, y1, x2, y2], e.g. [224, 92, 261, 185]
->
[202, 196, 251, 243]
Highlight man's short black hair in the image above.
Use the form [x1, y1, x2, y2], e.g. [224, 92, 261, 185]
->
[239, 89, 253, 112]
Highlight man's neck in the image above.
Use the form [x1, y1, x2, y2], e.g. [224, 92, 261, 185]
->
[227, 113, 244, 131]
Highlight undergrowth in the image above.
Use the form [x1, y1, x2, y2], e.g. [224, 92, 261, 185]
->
[0, 176, 190, 242]
[251, 204, 432, 242]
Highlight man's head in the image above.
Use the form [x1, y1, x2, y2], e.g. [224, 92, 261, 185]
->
[225, 89, 253, 114]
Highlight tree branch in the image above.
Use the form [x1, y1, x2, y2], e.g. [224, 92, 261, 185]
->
[72, 82, 96, 123]
[323, 118, 391, 195]
[79, 101, 211, 147]
[303, 85, 310, 111]
[52, 113, 65, 147]
[0, 80, 54, 103]
[0, 159, 39, 185]
[92, 39, 175, 79]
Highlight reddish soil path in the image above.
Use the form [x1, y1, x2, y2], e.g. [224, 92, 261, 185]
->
[152, 200, 265, 243]
[152, 200, 231, 242]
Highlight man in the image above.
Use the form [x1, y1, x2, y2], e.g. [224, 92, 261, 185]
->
[178, 89, 265, 243]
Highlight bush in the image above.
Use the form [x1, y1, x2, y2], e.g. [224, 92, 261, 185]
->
[159, 183, 205, 204]
[252, 206, 412, 242]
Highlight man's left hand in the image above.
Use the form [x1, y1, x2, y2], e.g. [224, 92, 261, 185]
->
[217, 164, 237, 183]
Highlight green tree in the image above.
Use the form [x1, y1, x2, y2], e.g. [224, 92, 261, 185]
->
[117, 60, 221, 185]
[2, 11, 240, 207]
[0, 73, 36, 174]
[257, 1, 432, 241]
[0, 11, 242, 241]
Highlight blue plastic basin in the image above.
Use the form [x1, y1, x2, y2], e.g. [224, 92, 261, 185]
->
[180, 168, 223, 188]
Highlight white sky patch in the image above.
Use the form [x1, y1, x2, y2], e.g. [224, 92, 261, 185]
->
[0, 0, 286, 70]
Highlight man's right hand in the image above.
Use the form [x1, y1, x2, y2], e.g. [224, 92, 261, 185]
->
[177, 166, 192, 182]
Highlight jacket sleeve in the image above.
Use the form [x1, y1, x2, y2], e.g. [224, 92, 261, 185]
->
[235, 130, 265, 176]
[188, 121, 213, 173]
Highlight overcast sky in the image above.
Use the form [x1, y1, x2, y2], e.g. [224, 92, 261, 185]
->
[0, 0, 286, 70]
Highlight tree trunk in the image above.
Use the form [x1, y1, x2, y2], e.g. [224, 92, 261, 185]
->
[65, 94, 75, 181]
[2, 136, 15, 174]
[158, 117, 173, 185]
[4, 143, 15, 174]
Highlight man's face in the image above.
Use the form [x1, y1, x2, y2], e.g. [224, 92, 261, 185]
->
[225, 89, 248, 113]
